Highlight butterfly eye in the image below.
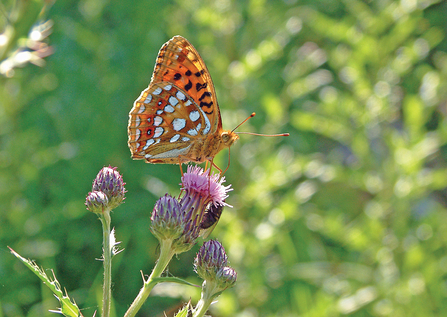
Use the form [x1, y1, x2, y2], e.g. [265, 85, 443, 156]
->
[221, 132, 230, 142]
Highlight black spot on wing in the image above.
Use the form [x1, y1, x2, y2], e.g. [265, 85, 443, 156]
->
[200, 101, 213, 114]
[184, 80, 192, 91]
[196, 82, 208, 92]
[199, 91, 212, 101]
[195, 69, 205, 77]
[185, 70, 192, 76]
[174, 73, 181, 80]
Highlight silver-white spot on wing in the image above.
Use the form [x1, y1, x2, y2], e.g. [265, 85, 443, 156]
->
[143, 139, 155, 150]
[137, 104, 145, 114]
[135, 116, 141, 126]
[164, 84, 172, 91]
[150, 144, 192, 159]
[144, 95, 152, 104]
[176, 91, 186, 101]
[156, 110, 163, 115]
[164, 105, 175, 113]
[169, 96, 179, 107]
[170, 134, 180, 143]
[190, 100, 211, 135]
[189, 110, 200, 122]
[182, 137, 190, 142]
[153, 87, 162, 95]
[135, 129, 141, 140]
[187, 128, 198, 136]
[172, 118, 186, 131]
[154, 116, 163, 126]
[154, 127, 164, 138]
[185, 100, 192, 106]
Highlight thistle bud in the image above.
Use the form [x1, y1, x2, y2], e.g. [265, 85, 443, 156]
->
[194, 240, 228, 281]
[92, 166, 126, 210]
[151, 194, 185, 242]
[85, 191, 109, 214]
[216, 266, 237, 290]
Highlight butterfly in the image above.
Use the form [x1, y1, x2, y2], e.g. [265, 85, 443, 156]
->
[127, 35, 239, 172]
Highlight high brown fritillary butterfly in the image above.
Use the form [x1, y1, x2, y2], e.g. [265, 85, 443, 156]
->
[128, 35, 238, 170]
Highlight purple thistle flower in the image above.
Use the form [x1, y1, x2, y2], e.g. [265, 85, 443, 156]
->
[151, 194, 201, 254]
[92, 166, 126, 210]
[216, 266, 237, 289]
[85, 191, 109, 214]
[181, 166, 232, 208]
[151, 194, 185, 241]
[194, 240, 228, 281]
[180, 166, 232, 238]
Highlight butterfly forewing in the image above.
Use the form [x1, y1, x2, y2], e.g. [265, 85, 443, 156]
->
[152, 36, 222, 132]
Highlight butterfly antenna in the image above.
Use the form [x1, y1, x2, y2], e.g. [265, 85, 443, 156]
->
[236, 132, 290, 137]
[232, 112, 290, 137]
[231, 112, 256, 133]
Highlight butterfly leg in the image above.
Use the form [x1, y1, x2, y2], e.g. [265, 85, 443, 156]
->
[178, 162, 184, 177]
[207, 158, 221, 192]
[210, 159, 223, 175]
[209, 148, 229, 181]
[177, 156, 186, 177]
[219, 147, 231, 178]
[177, 156, 185, 199]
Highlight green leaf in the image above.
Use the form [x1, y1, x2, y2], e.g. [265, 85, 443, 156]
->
[150, 276, 199, 288]
[9, 247, 83, 317]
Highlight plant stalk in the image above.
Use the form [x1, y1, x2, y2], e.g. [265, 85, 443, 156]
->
[124, 239, 175, 317]
[193, 296, 214, 317]
[101, 211, 112, 317]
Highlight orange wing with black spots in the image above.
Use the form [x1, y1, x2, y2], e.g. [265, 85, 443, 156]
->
[152, 36, 222, 131]
[128, 36, 239, 165]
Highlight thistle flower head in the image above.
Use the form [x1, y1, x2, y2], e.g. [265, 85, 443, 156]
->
[92, 166, 126, 210]
[180, 166, 232, 239]
[194, 240, 237, 300]
[181, 166, 232, 208]
[216, 266, 237, 290]
[151, 194, 186, 241]
[85, 191, 109, 214]
[151, 194, 200, 254]
[194, 240, 228, 281]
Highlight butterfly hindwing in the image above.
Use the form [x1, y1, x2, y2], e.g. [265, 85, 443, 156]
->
[128, 81, 213, 163]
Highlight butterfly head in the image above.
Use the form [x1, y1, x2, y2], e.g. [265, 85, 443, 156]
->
[221, 130, 239, 148]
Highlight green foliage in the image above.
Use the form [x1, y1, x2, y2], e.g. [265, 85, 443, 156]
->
[9, 247, 82, 317]
[2, 0, 447, 316]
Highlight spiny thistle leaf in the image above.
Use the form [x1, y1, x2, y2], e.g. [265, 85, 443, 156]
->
[149, 277, 199, 288]
[174, 307, 189, 317]
[9, 247, 83, 317]
[174, 300, 193, 317]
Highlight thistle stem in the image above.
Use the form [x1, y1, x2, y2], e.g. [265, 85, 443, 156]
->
[101, 210, 112, 317]
[192, 280, 219, 317]
[124, 239, 175, 317]
[193, 297, 214, 317]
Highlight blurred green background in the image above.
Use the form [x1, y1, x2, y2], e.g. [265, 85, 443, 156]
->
[2, 0, 447, 316]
